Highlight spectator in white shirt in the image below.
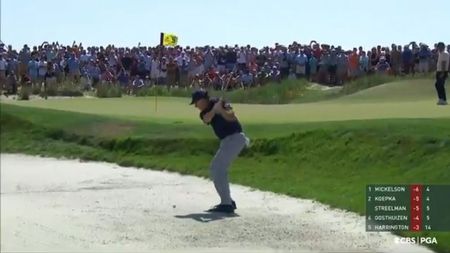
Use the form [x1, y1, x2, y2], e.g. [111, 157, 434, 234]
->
[176, 52, 190, 67]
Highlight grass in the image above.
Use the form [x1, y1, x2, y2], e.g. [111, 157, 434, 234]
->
[1, 76, 449, 252]
[1, 101, 450, 252]
[1, 78, 448, 125]
[129, 74, 434, 104]
[134, 79, 334, 104]
[338, 79, 437, 103]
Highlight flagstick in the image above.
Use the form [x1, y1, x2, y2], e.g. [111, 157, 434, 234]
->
[155, 92, 158, 113]
[157, 33, 164, 113]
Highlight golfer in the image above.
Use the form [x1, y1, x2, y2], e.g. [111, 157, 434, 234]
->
[190, 90, 249, 213]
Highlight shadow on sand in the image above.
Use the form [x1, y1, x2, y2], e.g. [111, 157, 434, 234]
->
[174, 212, 239, 223]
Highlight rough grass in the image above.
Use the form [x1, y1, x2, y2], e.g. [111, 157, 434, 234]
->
[132, 74, 432, 104]
[95, 83, 122, 98]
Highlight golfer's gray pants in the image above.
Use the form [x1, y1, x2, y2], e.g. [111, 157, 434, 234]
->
[210, 132, 249, 205]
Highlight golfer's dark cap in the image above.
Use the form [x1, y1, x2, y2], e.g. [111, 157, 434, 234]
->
[190, 90, 209, 105]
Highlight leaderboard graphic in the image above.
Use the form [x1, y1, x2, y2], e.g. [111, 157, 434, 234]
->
[366, 185, 450, 232]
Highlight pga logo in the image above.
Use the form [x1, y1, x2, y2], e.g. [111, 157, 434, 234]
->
[395, 237, 438, 245]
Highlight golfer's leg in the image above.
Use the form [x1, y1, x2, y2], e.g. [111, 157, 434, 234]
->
[210, 134, 247, 205]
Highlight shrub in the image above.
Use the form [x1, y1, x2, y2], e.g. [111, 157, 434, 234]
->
[18, 86, 31, 100]
[96, 83, 122, 98]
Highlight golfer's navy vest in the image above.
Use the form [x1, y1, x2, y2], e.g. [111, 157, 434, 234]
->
[200, 98, 242, 140]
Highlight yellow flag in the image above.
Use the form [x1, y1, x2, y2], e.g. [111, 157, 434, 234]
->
[162, 33, 178, 46]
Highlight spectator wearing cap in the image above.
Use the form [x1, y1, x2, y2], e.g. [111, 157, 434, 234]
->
[435, 42, 449, 105]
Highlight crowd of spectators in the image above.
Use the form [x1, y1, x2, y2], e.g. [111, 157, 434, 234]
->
[0, 40, 448, 95]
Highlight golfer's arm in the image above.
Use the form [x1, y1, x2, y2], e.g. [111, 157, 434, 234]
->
[218, 108, 238, 122]
[202, 110, 216, 124]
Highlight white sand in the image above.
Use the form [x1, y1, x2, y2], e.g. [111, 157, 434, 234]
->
[0, 154, 434, 252]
